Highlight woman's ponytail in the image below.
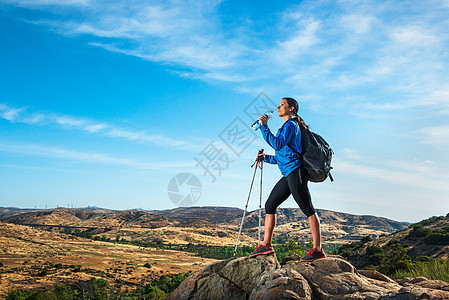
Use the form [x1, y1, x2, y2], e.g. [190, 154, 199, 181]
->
[297, 115, 310, 130]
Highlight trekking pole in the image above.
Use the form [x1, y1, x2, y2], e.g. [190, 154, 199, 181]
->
[234, 149, 264, 257]
[258, 156, 264, 246]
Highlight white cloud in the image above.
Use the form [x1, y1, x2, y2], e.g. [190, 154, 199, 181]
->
[53, 1, 241, 73]
[54, 115, 86, 127]
[4, 0, 449, 119]
[71, 5, 178, 38]
[22, 113, 46, 124]
[347, 100, 411, 118]
[0, 141, 194, 170]
[347, 84, 449, 118]
[275, 19, 320, 62]
[84, 124, 108, 133]
[0, 103, 201, 151]
[424, 86, 449, 107]
[105, 129, 195, 149]
[417, 125, 449, 147]
[339, 14, 376, 34]
[384, 158, 439, 176]
[341, 148, 368, 161]
[333, 158, 449, 192]
[0, 104, 26, 121]
[391, 26, 440, 48]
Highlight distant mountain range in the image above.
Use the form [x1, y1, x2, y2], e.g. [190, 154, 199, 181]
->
[151, 206, 407, 228]
[0, 207, 37, 219]
[0, 206, 409, 245]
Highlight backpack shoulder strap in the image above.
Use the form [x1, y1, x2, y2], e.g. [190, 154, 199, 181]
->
[281, 119, 303, 159]
[287, 143, 301, 156]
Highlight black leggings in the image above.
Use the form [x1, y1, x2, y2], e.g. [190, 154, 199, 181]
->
[265, 165, 315, 217]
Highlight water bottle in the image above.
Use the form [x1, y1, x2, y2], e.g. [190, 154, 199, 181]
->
[251, 109, 274, 131]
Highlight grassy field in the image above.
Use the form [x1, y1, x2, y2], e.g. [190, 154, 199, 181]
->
[391, 259, 449, 281]
[0, 222, 216, 299]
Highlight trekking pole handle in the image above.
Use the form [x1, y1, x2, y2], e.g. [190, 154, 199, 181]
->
[251, 149, 265, 167]
[257, 149, 264, 162]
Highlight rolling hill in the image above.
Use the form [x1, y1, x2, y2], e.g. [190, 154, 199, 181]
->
[2, 208, 173, 228]
[338, 214, 449, 269]
[1, 206, 409, 246]
[152, 206, 408, 243]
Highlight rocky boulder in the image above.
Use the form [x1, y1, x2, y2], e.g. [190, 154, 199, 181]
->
[250, 268, 312, 300]
[167, 254, 449, 299]
[166, 254, 280, 300]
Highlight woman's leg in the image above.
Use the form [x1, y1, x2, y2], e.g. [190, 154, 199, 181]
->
[263, 177, 290, 245]
[262, 213, 276, 246]
[287, 166, 322, 250]
[308, 213, 322, 250]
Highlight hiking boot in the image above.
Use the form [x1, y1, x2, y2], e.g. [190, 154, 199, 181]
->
[300, 248, 326, 262]
[249, 244, 275, 257]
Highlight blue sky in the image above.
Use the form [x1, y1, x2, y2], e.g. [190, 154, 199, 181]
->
[0, 0, 448, 222]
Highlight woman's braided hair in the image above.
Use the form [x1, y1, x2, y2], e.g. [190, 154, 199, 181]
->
[283, 97, 309, 130]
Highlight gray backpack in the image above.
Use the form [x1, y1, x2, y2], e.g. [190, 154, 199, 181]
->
[285, 121, 334, 182]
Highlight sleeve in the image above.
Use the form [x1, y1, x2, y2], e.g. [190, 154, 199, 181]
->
[260, 122, 295, 151]
[263, 154, 277, 164]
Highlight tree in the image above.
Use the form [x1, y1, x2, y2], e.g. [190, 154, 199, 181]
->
[361, 236, 373, 243]
[286, 239, 304, 256]
[379, 243, 412, 276]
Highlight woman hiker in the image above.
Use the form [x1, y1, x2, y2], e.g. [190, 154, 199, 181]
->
[249, 97, 325, 262]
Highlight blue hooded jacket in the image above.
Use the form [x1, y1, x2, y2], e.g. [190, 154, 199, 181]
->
[260, 118, 302, 177]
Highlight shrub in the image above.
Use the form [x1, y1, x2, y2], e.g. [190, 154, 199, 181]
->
[369, 253, 385, 266]
[416, 256, 432, 262]
[378, 243, 412, 276]
[6, 272, 188, 300]
[286, 239, 305, 256]
[144, 285, 166, 299]
[419, 216, 444, 226]
[361, 236, 373, 243]
[337, 243, 357, 258]
[53, 284, 77, 300]
[340, 249, 353, 258]
[423, 232, 449, 245]
[365, 245, 383, 265]
[387, 239, 400, 246]
[366, 245, 383, 255]
[6, 289, 58, 300]
[146, 272, 191, 294]
[72, 265, 81, 272]
[72, 277, 109, 300]
[440, 225, 449, 233]
[407, 224, 431, 238]
[365, 245, 384, 266]
[6, 290, 33, 300]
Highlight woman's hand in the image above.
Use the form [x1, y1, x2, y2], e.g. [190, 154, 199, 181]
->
[258, 114, 268, 125]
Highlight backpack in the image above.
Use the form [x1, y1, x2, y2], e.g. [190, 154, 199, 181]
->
[284, 121, 334, 182]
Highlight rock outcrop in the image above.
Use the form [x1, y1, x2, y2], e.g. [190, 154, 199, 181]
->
[167, 254, 449, 299]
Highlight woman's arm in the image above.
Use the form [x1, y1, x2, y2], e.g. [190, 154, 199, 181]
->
[264, 154, 277, 164]
[260, 121, 295, 151]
